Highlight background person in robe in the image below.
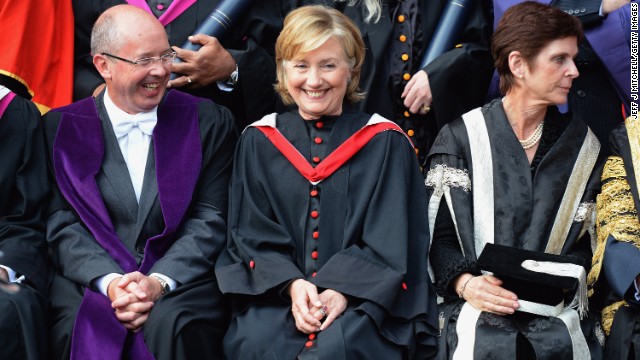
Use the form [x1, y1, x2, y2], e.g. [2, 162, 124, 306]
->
[0, 87, 50, 360]
[215, 5, 437, 359]
[588, 116, 640, 360]
[425, 2, 604, 358]
[44, 5, 236, 359]
[73, 0, 278, 129]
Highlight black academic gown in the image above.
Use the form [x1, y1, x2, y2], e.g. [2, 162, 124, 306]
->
[425, 99, 604, 359]
[216, 109, 438, 359]
[72, 0, 277, 129]
[0, 94, 50, 360]
[588, 119, 640, 360]
[43, 91, 237, 360]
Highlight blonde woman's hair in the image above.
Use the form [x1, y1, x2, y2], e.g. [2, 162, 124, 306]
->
[274, 5, 366, 105]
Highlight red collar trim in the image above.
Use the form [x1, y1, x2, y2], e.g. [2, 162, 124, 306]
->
[252, 114, 410, 184]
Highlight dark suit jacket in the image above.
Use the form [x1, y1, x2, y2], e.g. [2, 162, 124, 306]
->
[73, 0, 277, 129]
[43, 91, 236, 287]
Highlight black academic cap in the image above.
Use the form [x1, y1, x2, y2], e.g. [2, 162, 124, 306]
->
[476, 243, 587, 314]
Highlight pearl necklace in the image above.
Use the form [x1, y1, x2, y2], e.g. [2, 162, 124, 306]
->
[519, 121, 544, 149]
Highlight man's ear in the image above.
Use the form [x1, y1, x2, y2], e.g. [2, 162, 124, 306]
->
[93, 54, 112, 80]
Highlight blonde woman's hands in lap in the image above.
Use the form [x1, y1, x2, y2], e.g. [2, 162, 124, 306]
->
[318, 289, 348, 331]
[289, 279, 324, 334]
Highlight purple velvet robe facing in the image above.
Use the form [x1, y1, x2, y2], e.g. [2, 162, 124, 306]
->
[51, 90, 203, 360]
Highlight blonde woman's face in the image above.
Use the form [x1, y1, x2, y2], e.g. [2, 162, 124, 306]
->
[284, 37, 351, 120]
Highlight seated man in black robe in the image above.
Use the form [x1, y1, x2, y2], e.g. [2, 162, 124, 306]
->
[0, 86, 50, 360]
[43, 5, 236, 360]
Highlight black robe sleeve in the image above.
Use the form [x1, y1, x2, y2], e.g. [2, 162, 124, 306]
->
[215, 127, 311, 295]
[430, 200, 478, 299]
[422, 0, 494, 131]
[0, 96, 50, 293]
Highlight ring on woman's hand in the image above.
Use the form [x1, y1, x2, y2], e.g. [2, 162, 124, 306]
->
[186, 76, 192, 84]
[319, 305, 327, 316]
[421, 104, 431, 113]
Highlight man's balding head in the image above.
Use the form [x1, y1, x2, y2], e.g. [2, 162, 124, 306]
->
[90, 5, 166, 56]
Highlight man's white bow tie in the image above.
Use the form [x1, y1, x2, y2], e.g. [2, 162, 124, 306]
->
[114, 115, 156, 138]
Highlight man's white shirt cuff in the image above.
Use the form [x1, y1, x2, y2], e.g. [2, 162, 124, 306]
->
[94, 273, 123, 296]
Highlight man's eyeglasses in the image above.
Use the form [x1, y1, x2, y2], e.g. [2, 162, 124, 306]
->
[102, 52, 177, 67]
